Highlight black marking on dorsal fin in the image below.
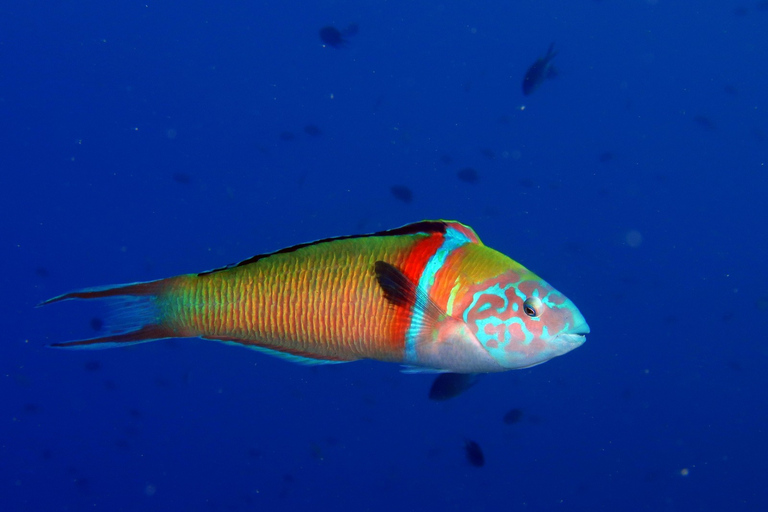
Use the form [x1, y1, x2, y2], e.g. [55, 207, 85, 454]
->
[373, 261, 445, 325]
[198, 220, 454, 277]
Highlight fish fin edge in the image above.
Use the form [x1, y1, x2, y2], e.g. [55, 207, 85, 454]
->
[204, 337, 351, 366]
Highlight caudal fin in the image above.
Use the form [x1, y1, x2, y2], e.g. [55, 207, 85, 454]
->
[40, 279, 176, 349]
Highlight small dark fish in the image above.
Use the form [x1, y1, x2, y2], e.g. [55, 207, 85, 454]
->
[304, 124, 322, 137]
[522, 43, 558, 96]
[319, 24, 358, 48]
[320, 26, 344, 47]
[464, 439, 485, 467]
[457, 167, 479, 184]
[35, 267, 49, 278]
[84, 360, 102, 372]
[172, 172, 191, 184]
[429, 373, 478, 401]
[502, 408, 524, 425]
[390, 185, 413, 204]
[74, 477, 90, 495]
[598, 151, 614, 163]
[693, 115, 715, 131]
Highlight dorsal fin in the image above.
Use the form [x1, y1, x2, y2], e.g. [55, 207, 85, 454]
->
[199, 220, 481, 276]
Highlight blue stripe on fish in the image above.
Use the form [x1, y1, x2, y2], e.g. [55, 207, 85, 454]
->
[404, 226, 474, 363]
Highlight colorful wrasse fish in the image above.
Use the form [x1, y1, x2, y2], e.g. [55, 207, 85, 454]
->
[40, 221, 589, 374]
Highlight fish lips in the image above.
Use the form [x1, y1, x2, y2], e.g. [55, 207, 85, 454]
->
[552, 327, 589, 356]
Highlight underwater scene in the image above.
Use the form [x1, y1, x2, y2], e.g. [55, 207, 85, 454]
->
[2, 1, 767, 511]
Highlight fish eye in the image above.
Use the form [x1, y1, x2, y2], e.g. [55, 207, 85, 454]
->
[523, 297, 542, 318]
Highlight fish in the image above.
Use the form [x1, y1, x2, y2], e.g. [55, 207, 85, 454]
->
[318, 24, 358, 48]
[40, 221, 589, 374]
[522, 43, 558, 96]
[428, 373, 479, 401]
[464, 439, 485, 467]
[502, 408, 524, 425]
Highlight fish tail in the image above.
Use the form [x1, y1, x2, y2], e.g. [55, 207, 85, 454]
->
[40, 279, 176, 349]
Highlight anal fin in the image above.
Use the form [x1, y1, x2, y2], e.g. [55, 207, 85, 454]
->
[202, 336, 351, 366]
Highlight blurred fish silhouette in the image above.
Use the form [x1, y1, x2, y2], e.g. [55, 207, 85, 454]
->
[428, 373, 479, 401]
[319, 23, 359, 48]
[522, 43, 558, 96]
[464, 439, 485, 467]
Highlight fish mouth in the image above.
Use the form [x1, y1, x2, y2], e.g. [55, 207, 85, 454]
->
[557, 332, 588, 345]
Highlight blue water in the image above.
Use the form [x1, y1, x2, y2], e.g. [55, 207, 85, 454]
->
[3, 1, 767, 510]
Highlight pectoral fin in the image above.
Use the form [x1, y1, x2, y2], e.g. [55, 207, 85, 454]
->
[374, 260, 446, 336]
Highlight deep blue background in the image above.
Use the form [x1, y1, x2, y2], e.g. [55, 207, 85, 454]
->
[3, 1, 767, 510]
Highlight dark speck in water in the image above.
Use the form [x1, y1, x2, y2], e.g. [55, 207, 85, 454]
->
[464, 439, 485, 467]
[457, 168, 479, 184]
[84, 360, 102, 372]
[172, 173, 191, 184]
[480, 148, 495, 160]
[390, 185, 413, 204]
[319, 26, 349, 48]
[503, 408, 524, 425]
[693, 115, 715, 131]
[90, 318, 103, 331]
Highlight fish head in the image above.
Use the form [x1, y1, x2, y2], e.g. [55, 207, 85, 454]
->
[454, 266, 589, 370]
